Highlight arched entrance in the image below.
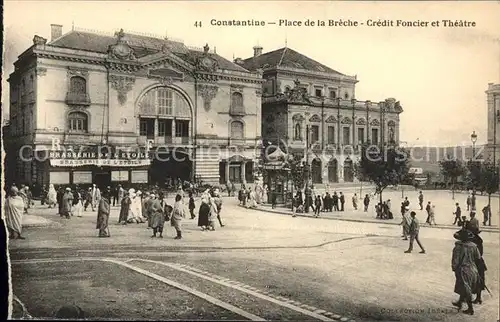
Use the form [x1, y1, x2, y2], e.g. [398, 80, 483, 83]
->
[343, 158, 354, 182]
[150, 149, 192, 186]
[328, 158, 338, 183]
[311, 158, 322, 184]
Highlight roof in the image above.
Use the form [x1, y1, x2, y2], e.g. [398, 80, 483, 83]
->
[49, 30, 248, 72]
[241, 47, 345, 76]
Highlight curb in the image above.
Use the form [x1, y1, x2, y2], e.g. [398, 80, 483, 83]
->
[244, 205, 499, 233]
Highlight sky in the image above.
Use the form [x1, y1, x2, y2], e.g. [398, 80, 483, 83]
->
[2, 1, 500, 146]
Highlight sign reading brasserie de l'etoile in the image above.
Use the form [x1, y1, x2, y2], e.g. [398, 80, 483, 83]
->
[48, 146, 152, 167]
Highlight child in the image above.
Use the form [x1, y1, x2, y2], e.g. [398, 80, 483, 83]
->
[188, 192, 196, 219]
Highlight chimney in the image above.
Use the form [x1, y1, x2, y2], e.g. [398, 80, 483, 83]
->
[253, 45, 263, 57]
[50, 24, 63, 41]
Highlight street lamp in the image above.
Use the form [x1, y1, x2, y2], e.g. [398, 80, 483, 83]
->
[470, 130, 478, 160]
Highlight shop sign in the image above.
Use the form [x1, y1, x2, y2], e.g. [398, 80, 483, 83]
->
[50, 159, 151, 167]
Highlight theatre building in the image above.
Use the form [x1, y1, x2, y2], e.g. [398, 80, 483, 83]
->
[5, 25, 263, 188]
[237, 46, 403, 185]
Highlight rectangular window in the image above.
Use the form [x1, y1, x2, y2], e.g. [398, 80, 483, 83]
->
[157, 89, 173, 115]
[73, 171, 92, 184]
[111, 171, 129, 182]
[131, 170, 148, 183]
[315, 88, 322, 97]
[175, 120, 189, 137]
[329, 89, 337, 99]
[50, 171, 70, 184]
[310, 125, 319, 143]
[371, 128, 379, 145]
[139, 118, 155, 138]
[343, 127, 351, 145]
[327, 126, 335, 144]
[158, 119, 173, 137]
[358, 128, 365, 144]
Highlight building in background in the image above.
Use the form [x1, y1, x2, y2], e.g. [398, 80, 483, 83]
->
[237, 46, 403, 186]
[486, 83, 500, 163]
[4, 24, 262, 188]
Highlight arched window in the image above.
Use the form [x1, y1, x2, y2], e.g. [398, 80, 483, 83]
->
[69, 76, 87, 94]
[138, 86, 190, 117]
[230, 92, 245, 115]
[68, 112, 88, 132]
[230, 120, 244, 139]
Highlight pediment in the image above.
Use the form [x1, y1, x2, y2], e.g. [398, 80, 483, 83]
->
[370, 119, 380, 126]
[138, 51, 195, 74]
[325, 115, 337, 123]
[387, 120, 396, 127]
[292, 114, 304, 122]
[341, 117, 352, 124]
[148, 67, 184, 80]
[309, 114, 321, 122]
[356, 118, 366, 125]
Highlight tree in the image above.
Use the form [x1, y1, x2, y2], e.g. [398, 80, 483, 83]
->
[465, 160, 482, 191]
[285, 154, 305, 190]
[438, 158, 465, 199]
[355, 144, 413, 205]
[479, 162, 499, 224]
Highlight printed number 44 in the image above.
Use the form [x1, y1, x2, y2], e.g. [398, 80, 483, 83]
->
[194, 21, 202, 27]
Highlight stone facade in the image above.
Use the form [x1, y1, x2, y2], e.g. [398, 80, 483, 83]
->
[485, 83, 500, 164]
[239, 47, 403, 186]
[5, 26, 263, 188]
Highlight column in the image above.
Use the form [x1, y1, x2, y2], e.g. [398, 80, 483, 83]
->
[241, 161, 247, 184]
[225, 161, 230, 184]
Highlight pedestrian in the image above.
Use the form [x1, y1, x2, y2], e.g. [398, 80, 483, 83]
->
[403, 197, 410, 208]
[208, 196, 218, 231]
[481, 205, 491, 226]
[271, 190, 277, 209]
[198, 196, 210, 231]
[171, 194, 186, 239]
[466, 194, 472, 211]
[451, 229, 481, 315]
[118, 191, 131, 225]
[401, 206, 411, 240]
[471, 193, 476, 212]
[314, 195, 322, 217]
[150, 192, 168, 238]
[428, 205, 437, 225]
[188, 192, 196, 219]
[112, 185, 118, 207]
[91, 184, 101, 211]
[5, 186, 26, 240]
[83, 187, 92, 211]
[339, 192, 345, 211]
[117, 184, 124, 207]
[352, 193, 358, 210]
[404, 211, 425, 254]
[96, 190, 111, 238]
[47, 184, 57, 209]
[61, 188, 74, 219]
[18, 186, 29, 215]
[26, 187, 33, 209]
[332, 192, 339, 211]
[418, 191, 424, 210]
[213, 189, 224, 227]
[363, 194, 370, 212]
[453, 203, 462, 226]
[425, 201, 432, 223]
[467, 212, 480, 235]
[467, 228, 487, 305]
[73, 188, 83, 217]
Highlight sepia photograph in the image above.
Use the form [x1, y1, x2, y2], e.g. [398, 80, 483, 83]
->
[2, 1, 499, 321]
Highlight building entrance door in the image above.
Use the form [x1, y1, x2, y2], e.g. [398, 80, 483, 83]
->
[94, 169, 111, 189]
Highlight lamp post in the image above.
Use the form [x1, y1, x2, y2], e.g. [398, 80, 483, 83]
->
[471, 130, 478, 160]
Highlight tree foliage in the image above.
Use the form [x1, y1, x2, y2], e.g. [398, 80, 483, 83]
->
[478, 161, 499, 195]
[355, 144, 413, 203]
[285, 154, 305, 190]
[439, 158, 465, 185]
[465, 160, 482, 190]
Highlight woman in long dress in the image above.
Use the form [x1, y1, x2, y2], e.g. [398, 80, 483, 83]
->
[208, 197, 218, 231]
[198, 197, 210, 231]
[47, 184, 57, 208]
[127, 192, 141, 223]
[5, 186, 26, 239]
[246, 188, 257, 208]
[452, 229, 481, 315]
[118, 191, 131, 225]
[171, 194, 186, 239]
[96, 192, 111, 237]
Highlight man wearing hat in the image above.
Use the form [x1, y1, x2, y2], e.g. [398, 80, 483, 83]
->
[451, 228, 482, 315]
[453, 202, 462, 226]
[404, 211, 425, 254]
[466, 213, 488, 305]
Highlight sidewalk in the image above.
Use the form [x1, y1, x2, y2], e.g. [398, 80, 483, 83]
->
[22, 214, 61, 228]
[247, 204, 500, 233]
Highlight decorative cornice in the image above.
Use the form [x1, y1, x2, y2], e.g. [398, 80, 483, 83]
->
[341, 117, 352, 124]
[108, 29, 137, 61]
[370, 119, 380, 126]
[67, 67, 89, 78]
[356, 118, 366, 125]
[292, 114, 305, 122]
[230, 84, 245, 92]
[309, 114, 321, 122]
[109, 75, 136, 105]
[198, 84, 218, 111]
[325, 115, 337, 123]
[36, 67, 47, 77]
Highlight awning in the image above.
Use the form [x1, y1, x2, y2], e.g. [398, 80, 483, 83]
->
[50, 159, 151, 167]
